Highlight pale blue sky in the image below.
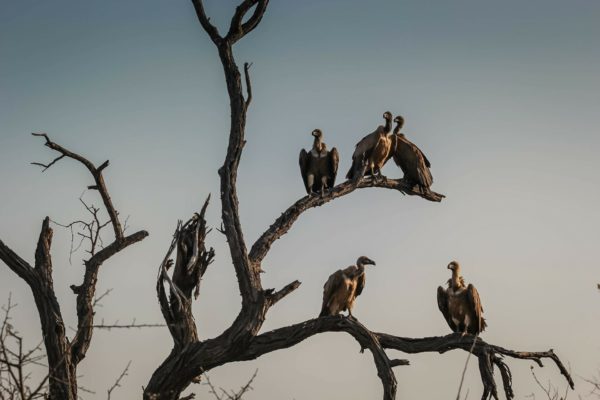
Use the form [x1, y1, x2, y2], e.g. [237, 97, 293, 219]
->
[1, 1, 600, 398]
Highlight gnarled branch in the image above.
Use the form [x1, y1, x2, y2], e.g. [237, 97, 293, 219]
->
[156, 196, 215, 348]
[249, 177, 444, 264]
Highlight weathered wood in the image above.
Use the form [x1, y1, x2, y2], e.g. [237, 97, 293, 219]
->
[1, 136, 147, 399]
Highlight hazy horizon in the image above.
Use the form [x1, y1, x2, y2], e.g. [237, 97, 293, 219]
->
[1, 1, 599, 398]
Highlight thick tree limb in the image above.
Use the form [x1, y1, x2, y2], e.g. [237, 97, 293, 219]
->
[249, 177, 445, 264]
[0, 242, 35, 286]
[190, 0, 222, 45]
[226, 0, 269, 44]
[241, 317, 398, 400]
[375, 332, 574, 399]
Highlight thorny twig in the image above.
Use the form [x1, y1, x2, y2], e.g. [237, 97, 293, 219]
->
[530, 365, 571, 400]
[203, 369, 258, 400]
[0, 295, 49, 400]
[106, 361, 131, 400]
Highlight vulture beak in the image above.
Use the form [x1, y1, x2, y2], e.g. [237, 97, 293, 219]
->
[311, 130, 319, 137]
[366, 258, 376, 266]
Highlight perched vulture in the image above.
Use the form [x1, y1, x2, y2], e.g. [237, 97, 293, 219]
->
[388, 116, 433, 192]
[345, 111, 393, 180]
[299, 129, 339, 195]
[319, 256, 376, 318]
[437, 261, 487, 336]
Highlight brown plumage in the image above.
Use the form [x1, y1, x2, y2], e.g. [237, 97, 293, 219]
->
[299, 129, 339, 195]
[319, 256, 376, 318]
[437, 261, 487, 335]
[388, 116, 433, 191]
[346, 112, 393, 180]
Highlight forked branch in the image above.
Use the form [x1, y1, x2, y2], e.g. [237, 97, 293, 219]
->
[1, 134, 147, 399]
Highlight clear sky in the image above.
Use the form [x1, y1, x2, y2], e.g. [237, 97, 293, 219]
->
[1, 0, 600, 398]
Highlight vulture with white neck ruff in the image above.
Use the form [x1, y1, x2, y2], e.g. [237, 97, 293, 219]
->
[346, 111, 393, 180]
[319, 256, 376, 318]
[437, 261, 486, 335]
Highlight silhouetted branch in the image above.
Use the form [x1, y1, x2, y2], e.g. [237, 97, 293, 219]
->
[456, 335, 478, 400]
[204, 369, 258, 400]
[91, 320, 165, 330]
[529, 365, 571, 400]
[106, 361, 131, 400]
[31, 132, 124, 241]
[0, 296, 49, 400]
[249, 176, 444, 264]
[243, 62, 252, 109]
[1, 135, 148, 399]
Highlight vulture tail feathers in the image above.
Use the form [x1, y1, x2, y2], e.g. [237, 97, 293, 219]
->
[346, 158, 360, 180]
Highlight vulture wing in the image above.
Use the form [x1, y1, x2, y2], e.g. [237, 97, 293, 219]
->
[437, 286, 457, 332]
[392, 136, 433, 187]
[354, 271, 366, 297]
[299, 148, 311, 194]
[466, 284, 487, 333]
[387, 134, 398, 162]
[352, 126, 382, 160]
[420, 148, 431, 168]
[327, 147, 339, 188]
[319, 269, 345, 317]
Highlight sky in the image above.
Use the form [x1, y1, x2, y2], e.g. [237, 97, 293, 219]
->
[1, 0, 600, 398]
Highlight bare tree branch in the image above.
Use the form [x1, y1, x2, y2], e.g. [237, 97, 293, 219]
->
[31, 132, 124, 241]
[91, 321, 165, 330]
[190, 0, 222, 45]
[0, 296, 49, 400]
[243, 62, 252, 110]
[1, 135, 148, 399]
[456, 334, 478, 400]
[249, 176, 444, 265]
[106, 361, 130, 400]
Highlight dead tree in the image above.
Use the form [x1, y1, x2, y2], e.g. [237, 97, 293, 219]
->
[144, 1, 573, 399]
[0, 134, 148, 399]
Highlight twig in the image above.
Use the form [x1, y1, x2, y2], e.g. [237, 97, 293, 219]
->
[456, 334, 478, 400]
[106, 361, 131, 399]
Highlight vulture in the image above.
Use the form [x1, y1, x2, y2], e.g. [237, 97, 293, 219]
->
[319, 256, 376, 318]
[345, 111, 393, 181]
[299, 129, 339, 196]
[437, 261, 487, 336]
[388, 115, 433, 192]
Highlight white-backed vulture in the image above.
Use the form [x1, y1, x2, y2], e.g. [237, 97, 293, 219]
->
[388, 115, 433, 192]
[437, 261, 487, 336]
[299, 129, 339, 195]
[345, 111, 393, 180]
[319, 256, 376, 318]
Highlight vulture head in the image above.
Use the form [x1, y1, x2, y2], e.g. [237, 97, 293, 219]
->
[356, 256, 376, 267]
[383, 111, 392, 121]
[311, 129, 323, 138]
[394, 115, 405, 128]
[447, 261, 461, 272]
